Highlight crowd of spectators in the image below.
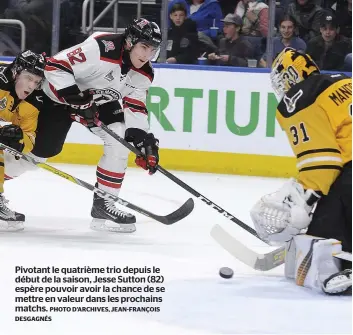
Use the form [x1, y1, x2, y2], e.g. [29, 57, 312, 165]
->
[165, 0, 352, 70]
[0, 0, 351, 71]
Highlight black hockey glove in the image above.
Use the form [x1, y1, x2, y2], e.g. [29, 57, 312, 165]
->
[67, 90, 99, 128]
[125, 128, 160, 175]
[0, 125, 24, 152]
[134, 133, 159, 175]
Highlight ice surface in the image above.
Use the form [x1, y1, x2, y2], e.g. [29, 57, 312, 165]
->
[0, 165, 351, 335]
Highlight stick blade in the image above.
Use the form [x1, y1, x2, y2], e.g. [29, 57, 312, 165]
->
[211, 224, 286, 271]
[158, 198, 194, 225]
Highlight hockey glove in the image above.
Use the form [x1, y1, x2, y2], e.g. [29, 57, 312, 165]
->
[250, 178, 320, 245]
[134, 133, 159, 175]
[68, 90, 99, 128]
[0, 125, 24, 152]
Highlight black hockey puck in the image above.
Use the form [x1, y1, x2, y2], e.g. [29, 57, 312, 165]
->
[219, 267, 234, 279]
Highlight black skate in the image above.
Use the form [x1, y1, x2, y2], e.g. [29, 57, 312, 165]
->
[91, 188, 136, 233]
[0, 194, 25, 231]
[322, 269, 352, 295]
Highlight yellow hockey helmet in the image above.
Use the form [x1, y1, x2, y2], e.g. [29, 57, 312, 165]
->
[270, 48, 320, 98]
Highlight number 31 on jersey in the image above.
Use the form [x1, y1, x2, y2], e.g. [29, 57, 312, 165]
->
[289, 122, 310, 145]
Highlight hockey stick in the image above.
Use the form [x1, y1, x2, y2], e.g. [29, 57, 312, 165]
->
[98, 122, 261, 238]
[211, 224, 352, 270]
[98, 122, 288, 269]
[211, 224, 286, 271]
[0, 143, 194, 225]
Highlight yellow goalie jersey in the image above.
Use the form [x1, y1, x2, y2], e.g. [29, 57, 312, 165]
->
[276, 73, 352, 195]
[0, 66, 42, 153]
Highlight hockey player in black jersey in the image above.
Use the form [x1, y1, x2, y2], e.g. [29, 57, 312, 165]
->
[5, 18, 162, 233]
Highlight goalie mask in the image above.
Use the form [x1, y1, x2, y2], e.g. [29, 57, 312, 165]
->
[271, 48, 320, 98]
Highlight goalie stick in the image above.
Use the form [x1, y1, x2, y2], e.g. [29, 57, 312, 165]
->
[211, 224, 352, 271]
[211, 224, 286, 271]
[0, 143, 194, 225]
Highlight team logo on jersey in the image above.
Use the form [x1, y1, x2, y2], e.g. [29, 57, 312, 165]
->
[104, 71, 114, 82]
[283, 89, 303, 113]
[90, 88, 121, 105]
[0, 67, 8, 84]
[102, 40, 115, 52]
[0, 97, 7, 111]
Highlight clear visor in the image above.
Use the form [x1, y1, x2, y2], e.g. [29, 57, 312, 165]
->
[141, 44, 160, 61]
[149, 47, 160, 62]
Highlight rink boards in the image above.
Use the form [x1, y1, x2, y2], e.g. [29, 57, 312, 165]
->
[0, 58, 351, 178]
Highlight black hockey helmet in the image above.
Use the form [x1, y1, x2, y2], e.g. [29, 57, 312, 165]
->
[125, 18, 162, 49]
[12, 50, 46, 78]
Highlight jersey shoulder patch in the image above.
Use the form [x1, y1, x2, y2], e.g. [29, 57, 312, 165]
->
[25, 90, 45, 111]
[278, 74, 350, 117]
[94, 33, 123, 63]
[0, 65, 12, 87]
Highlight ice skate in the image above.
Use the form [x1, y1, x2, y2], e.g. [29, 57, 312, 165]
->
[0, 194, 25, 231]
[91, 188, 136, 233]
[322, 269, 352, 295]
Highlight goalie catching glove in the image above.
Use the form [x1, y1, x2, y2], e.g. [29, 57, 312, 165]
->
[67, 90, 99, 128]
[0, 125, 24, 152]
[250, 178, 320, 245]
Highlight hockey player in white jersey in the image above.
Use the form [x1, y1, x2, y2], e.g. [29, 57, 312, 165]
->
[5, 18, 162, 233]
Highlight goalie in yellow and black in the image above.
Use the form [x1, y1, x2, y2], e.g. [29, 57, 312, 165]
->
[250, 48, 352, 295]
[0, 50, 46, 231]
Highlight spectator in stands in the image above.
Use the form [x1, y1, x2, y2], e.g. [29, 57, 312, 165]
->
[207, 13, 254, 66]
[259, 15, 306, 67]
[235, 0, 269, 37]
[306, 13, 352, 70]
[168, 0, 224, 39]
[166, 3, 199, 64]
[287, 0, 324, 43]
[333, 0, 352, 39]
[4, 0, 52, 54]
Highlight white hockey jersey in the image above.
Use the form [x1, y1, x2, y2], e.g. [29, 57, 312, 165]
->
[42, 32, 154, 132]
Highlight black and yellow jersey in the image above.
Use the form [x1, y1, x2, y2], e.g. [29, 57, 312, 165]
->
[0, 65, 43, 153]
[277, 73, 352, 195]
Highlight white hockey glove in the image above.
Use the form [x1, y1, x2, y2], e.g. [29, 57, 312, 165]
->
[250, 178, 320, 245]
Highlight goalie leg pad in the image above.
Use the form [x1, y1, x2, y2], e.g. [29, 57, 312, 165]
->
[285, 234, 342, 292]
